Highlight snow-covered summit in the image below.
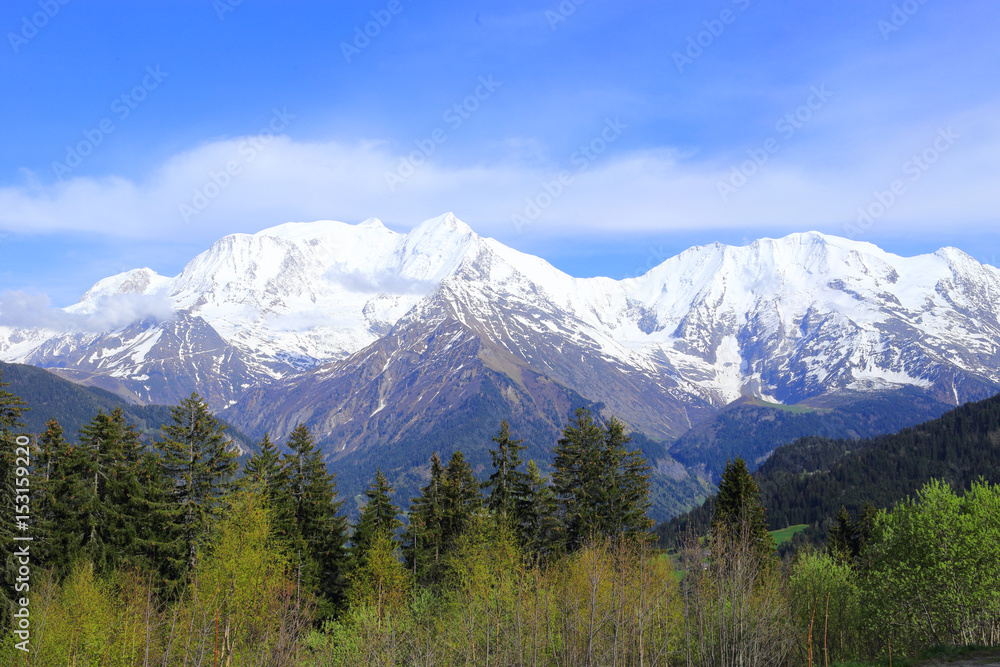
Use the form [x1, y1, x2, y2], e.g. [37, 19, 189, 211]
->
[3, 215, 999, 415]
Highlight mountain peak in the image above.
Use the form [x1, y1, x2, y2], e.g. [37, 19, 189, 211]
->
[411, 212, 474, 237]
[79, 267, 168, 303]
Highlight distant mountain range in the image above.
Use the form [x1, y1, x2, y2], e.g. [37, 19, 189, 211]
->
[3, 214, 999, 517]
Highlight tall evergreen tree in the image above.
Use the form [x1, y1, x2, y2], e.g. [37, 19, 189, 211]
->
[441, 450, 482, 548]
[516, 459, 561, 559]
[712, 457, 772, 559]
[403, 453, 446, 584]
[551, 408, 606, 549]
[600, 416, 653, 540]
[483, 420, 527, 525]
[352, 468, 401, 565]
[34, 419, 71, 567]
[552, 408, 653, 549]
[243, 433, 284, 494]
[279, 425, 349, 617]
[158, 392, 237, 581]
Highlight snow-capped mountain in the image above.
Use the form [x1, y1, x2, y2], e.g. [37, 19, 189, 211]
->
[2, 213, 1000, 442]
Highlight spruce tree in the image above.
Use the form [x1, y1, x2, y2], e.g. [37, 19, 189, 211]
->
[403, 453, 446, 584]
[600, 416, 653, 540]
[516, 460, 561, 559]
[552, 409, 654, 549]
[158, 392, 237, 581]
[711, 457, 772, 559]
[483, 420, 527, 525]
[352, 468, 401, 565]
[243, 433, 284, 494]
[441, 450, 482, 548]
[280, 424, 348, 617]
[551, 408, 605, 549]
[34, 419, 71, 568]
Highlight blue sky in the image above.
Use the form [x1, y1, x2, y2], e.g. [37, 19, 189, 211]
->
[1, 0, 999, 306]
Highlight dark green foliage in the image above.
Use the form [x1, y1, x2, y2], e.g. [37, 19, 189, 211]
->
[669, 389, 953, 481]
[352, 468, 402, 563]
[158, 392, 238, 580]
[711, 457, 772, 559]
[482, 420, 526, 525]
[552, 408, 654, 550]
[441, 450, 482, 546]
[660, 391, 1000, 554]
[243, 432, 283, 493]
[278, 424, 349, 617]
[827, 504, 876, 567]
[516, 459, 561, 558]
[403, 453, 446, 584]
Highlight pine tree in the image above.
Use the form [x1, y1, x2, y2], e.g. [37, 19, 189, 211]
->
[483, 420, 527, 525]
[516, 459, 561, 559]
[403, 453, 446, 585]
[712, 457, 772, 559]
[158, 392, 237, 581]
[243, 433, 284, 493]
[601, 416, 654, 540]
[551, 408, 605, 549]
[280, 425, 348, 617]
[352, 468, 401, 565]
[441, 450, 482, 548]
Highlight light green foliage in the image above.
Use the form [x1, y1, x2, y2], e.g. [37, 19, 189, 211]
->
[348, 531, 411, 620]
[862, 478, 1000, 651]
[789, 550, 861, 663]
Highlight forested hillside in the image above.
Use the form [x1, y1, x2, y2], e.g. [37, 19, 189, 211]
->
[0, 361, 252, 449]
[668, 388, 953, 481]
[658, 391, 1000, 550]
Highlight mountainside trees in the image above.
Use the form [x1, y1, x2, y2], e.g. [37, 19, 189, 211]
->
[158, 393, 238, 582]
[552, 409, 653, 549]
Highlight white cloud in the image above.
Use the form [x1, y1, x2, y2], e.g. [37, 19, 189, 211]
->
[0, 291, 175, 332]
[0, 104, 998, 247]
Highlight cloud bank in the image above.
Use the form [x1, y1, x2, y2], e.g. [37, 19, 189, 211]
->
[1, 104, 998, 248]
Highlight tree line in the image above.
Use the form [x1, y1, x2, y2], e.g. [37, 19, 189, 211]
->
[2, 368, 998, 665]
[0, 370, 654, 633]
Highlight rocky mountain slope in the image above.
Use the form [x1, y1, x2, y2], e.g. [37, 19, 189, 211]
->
[3, 213, 999, 516]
